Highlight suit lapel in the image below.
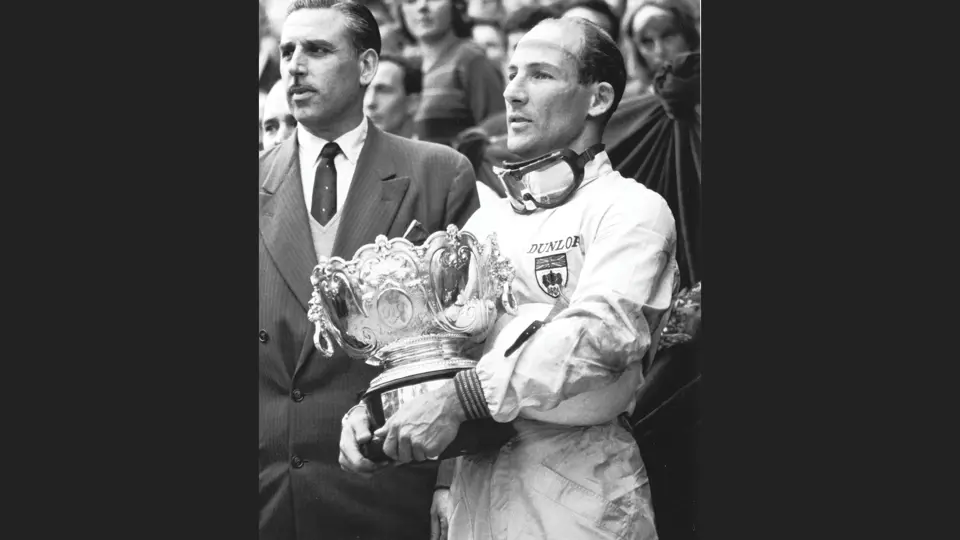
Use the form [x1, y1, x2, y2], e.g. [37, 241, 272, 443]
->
[259, 134, 317, 313]
[332, 122, 411, 259]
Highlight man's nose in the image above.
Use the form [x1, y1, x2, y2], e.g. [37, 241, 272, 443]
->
[503, 76, 525, 105]
[286, 48, 306, 77]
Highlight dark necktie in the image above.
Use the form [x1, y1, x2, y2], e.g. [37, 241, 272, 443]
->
[311, 142, 340, 226]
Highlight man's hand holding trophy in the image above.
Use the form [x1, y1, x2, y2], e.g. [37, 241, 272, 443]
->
[308, 223, 519, 470]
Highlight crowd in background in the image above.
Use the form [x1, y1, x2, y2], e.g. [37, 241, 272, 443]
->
[260, 0, 700, 152]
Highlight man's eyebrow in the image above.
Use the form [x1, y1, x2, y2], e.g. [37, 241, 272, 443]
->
[525, 61, 562, 71]
[508, 61, 563, 72]
[279, 38, 337, 50]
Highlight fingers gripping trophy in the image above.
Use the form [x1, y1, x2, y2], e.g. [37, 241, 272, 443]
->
[308, 224, 519, 462]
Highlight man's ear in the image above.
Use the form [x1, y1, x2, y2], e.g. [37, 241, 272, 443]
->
[359, 49, 379, 86]
[405, 93, 422, 118]
[586, 81, 615, 119]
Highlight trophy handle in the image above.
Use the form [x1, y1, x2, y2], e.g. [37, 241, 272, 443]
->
[309, 268, 342, 357]
[358, 422, 517, 463]
[360, 437, 389, 462]
[485, 233, 518, 316]
[502, 285, 518, 315]
[313, 325, 335, 357]
[319, 270, 378, 358]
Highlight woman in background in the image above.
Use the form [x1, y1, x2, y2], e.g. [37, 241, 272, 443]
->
[622, 0, 699, 95]
[397, 0, 506, 146]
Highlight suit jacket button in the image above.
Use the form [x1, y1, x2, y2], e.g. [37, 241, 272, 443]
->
[291, 456, 304, 468]
[259, 330, 269, 343]
[292, 389, 304, 402]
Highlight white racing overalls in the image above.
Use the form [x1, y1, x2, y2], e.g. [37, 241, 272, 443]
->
[449, 152, 677, 539]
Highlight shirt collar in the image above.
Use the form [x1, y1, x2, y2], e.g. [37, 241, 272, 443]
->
[297, 117, 368, 167]
[579, 151, 614, 189]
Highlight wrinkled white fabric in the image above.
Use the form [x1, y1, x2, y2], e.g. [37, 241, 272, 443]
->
[448, 419, 658, 540]
[463, 152, 677, 423]
[450, 152, 676, 539]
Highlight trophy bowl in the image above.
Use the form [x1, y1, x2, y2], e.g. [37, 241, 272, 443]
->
[308, 224, 518, 461]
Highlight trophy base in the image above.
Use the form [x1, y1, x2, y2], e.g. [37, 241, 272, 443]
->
[361, 370, 517, 462]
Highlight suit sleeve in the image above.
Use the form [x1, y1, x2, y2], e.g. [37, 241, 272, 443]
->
[443, 153, 481, 229]
[453, 195, 678, 423]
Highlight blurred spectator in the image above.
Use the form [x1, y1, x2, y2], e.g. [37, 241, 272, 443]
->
[397, 0, 505, 146]
[466, 0, 504, 19]
[358, 0, 415, 55]
[470, 19, 506, 76]
[560, 0, 621, 42]
[361, 0, 393, 26]
[364, 54, 422, 138]
[623, 0, 700, 91]
[261, 81, 297, 150]
[259, 1, 271, 48]
[381, 20, 415, 55]
[602, 0, 627, 18]
[259, 3, 282, 94]
[259, 91, 267, 150]
[501, 0, 540, 15]
[263, 0, 290, 38]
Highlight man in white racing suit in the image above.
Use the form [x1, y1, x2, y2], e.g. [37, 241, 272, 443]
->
[341, 15, 677, 540]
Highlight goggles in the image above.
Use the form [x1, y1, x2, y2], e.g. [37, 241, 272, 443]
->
[494, 143, 605, 214]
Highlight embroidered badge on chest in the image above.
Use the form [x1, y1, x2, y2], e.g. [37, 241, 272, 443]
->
[535, 253, 568, 298]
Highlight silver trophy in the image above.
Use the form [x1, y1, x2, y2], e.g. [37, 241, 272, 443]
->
[308, 224, 518, 461]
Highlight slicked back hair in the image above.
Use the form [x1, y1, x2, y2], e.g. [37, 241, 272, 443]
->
[288, 0, 382, 56]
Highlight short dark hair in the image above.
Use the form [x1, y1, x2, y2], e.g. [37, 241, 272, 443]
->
[561, 0, 621, 43]
[503, 5, 557, 36]
[378, 54, 423, 95]
[288, 0, 382, 55]
[540, 17, 626, 125]
[396, 0, 473, 42]
[623, 0, 700, 78]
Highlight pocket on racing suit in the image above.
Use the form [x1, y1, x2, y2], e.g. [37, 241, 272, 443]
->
[528, 423, 657, 540]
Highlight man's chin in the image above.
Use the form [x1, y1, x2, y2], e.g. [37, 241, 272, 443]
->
[291, 103, 327, 123]
[506, 134, 535, 157]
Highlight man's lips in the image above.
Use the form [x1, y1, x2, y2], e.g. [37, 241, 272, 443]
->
[508, 114, 532, 124]
[288, 85, 316, 99]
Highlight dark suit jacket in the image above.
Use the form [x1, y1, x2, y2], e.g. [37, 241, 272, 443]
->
[259, 120, 480, 540]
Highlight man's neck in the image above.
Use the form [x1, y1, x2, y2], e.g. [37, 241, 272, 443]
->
[389, 116, 415, 139]
[515, 128, 602, 161]
[419, 31, 458, 71]
[300, 109, 364, 142]
[565, 124, 604, 156]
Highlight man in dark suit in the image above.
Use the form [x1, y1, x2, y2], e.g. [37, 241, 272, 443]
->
[258, 1, 480, 539]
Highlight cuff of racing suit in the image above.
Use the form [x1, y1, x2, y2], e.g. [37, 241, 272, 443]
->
[453, 369, 492, 421]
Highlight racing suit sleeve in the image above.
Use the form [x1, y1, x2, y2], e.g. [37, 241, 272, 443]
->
[453, 195, 677, 423]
